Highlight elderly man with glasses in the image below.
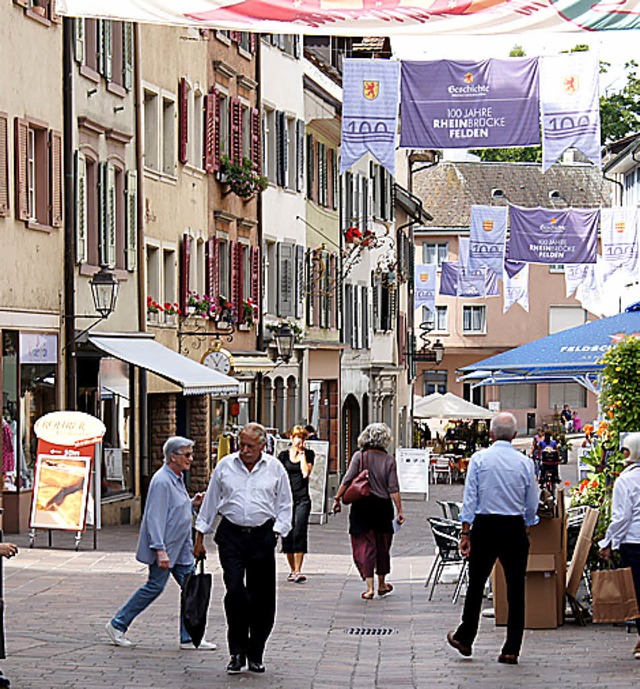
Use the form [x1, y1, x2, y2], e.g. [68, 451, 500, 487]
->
[105, 436, 216, 650]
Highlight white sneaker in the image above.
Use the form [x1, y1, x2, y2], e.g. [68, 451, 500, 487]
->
[180, 640, 218, 650]
[106, 622, 133, 647]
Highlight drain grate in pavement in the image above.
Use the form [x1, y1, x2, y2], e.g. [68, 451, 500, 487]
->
[344, 627, 397, 636]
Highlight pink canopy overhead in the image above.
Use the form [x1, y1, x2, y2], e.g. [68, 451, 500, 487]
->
[57, 1, 640, 36]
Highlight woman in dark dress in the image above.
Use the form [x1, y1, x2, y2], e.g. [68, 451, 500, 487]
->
[278, 425, 315, 583]
[333, 423, 405, 600]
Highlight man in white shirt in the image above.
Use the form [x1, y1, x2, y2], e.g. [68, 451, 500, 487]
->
[195, 422, 292, 675]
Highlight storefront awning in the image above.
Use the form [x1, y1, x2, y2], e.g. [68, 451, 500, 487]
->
[88, 335, 240, 397]
[231, 354, 275, 374]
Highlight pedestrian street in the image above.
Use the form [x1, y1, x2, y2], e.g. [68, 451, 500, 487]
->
[2, 460, 637, 689]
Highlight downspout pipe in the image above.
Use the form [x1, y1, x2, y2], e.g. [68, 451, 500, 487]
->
[63, 17, 77, 411]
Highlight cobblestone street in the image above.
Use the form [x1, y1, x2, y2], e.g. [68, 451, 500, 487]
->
[2, 456, 637, 688]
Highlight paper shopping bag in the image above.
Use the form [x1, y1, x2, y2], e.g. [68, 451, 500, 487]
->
[591, 567, 640, 623]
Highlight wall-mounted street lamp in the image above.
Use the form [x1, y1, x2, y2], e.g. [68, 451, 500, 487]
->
[272, 322, 296, 364]
[89, 264, 120, 318]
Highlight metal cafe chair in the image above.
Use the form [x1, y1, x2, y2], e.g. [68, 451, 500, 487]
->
[436, 499, 451, 519]
[425, 518, 468, 603]
[433, 455, 453, 484]
[446, 500, 462, 522]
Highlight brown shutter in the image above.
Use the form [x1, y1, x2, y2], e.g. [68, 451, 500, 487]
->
[49, 129, 63, 227]
[180, 233, 191, 312]
[204, 92, 216, 173]
[249, 33, 257, 54]
[312, 250, 320, 326]
[250, 245, 261, 303]
[178, 77, 188, 165]
[14, 118, 29, 222]
[206, 238, 220, 298]
[329, 254, 337, 329]
[230, 241, 242, 321]
[213, 89, 222, 172]
[0, 113, 8, 217]
[250, 107, 261, 173]
[230, 97, 242, 165]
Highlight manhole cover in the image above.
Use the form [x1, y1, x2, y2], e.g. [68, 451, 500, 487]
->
[344, 627, 397, 636]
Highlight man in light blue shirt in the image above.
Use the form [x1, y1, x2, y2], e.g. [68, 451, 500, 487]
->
[105, 436, 216, 650]
[195, 422, 292, 675]
[447, 412, 538, 666]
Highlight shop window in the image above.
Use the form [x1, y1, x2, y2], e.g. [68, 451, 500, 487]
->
[100, 358, 133, 499]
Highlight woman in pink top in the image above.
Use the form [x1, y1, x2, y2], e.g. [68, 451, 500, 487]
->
[333, 423, 405, 600]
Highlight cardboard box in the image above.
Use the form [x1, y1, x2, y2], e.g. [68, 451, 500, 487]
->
[494, 553, 559, 629]
[566, 507, 599, 597]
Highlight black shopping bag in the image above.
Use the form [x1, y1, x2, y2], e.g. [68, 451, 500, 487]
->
[181, 558, 212, 647]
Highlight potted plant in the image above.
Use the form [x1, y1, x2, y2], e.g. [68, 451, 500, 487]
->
[219, 155, 268, 200]
[239, 298, 258, 329]
[163, 301, 181, 325]
[146, 296, 164, 323]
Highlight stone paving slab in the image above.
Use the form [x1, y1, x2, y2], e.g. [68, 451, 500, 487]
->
[2, 459, 638, 688]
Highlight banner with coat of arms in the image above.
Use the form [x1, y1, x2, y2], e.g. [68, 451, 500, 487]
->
[540, 53, 601, 172]
[600, 207, 639, 276]
[468, 205, 508, 276]
[341, 59, 400, 176]
[414, 264, 437, 312]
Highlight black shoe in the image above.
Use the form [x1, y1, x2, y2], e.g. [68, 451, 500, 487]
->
[0, 672, 10, 688]
[446, 631, 472, 657]
[248, 660, 266, 673]
[226, 654, 246, 674]
[498, 654, 519, 665]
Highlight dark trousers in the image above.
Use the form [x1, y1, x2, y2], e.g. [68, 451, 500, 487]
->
[215, 518, 277, 661]
[351, 531, 393, 579]
[619, 542, 640, 636]
[281, 497, 311, 553]
[455, 514, 529, 657]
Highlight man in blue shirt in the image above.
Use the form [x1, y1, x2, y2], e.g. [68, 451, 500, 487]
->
[447, 412, 538, 665]
[105, 436, 216, 650]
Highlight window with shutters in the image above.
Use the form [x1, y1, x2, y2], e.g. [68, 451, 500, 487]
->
[286, 116, 296, 189]
[146, 242, 161, 322]
[100, 21, 132, 92]
[0, 113, 8, 217]
[14, 118, 62, 230]
[266, 240, 277, 315]
[85, 154, 99, 265]
[219, 92, 230, 158]
[143, 86, 174, 177]
[241, 104, 251, 160]
[187, 84, 204, 169]
[264, 108, 277, 184]
[372, 274, 394, 332]
[162, 248, 177, 322]
[219, 240, 231, 299]
[277, 243, 295, 318]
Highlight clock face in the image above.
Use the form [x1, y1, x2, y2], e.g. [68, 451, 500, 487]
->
[203, 350, 232, 374]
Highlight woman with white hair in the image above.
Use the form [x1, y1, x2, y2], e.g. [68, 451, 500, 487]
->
[333, 423, 405, 600]
[599, 431, 640, 660]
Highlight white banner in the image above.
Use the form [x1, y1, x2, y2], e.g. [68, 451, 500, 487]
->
[601, 207, 639, 276]
[541, 52, 601, 172]
[468, 205, 508, 276]
[503, 262, 529, 313]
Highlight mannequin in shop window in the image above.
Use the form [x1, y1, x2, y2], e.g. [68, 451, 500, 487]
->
[2, 412, 15, 489]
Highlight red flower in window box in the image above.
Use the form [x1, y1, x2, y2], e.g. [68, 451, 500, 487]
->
[345, 226, 362, 244]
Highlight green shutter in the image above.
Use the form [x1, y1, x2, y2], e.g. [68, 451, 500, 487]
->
[123, 23, 134, 90]
[74, 18, 85, 64]
[125, 170, 137, 271]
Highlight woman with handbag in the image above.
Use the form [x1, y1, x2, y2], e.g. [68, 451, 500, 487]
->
[333, 423, 405, 600]
[599, 432, 640, 659]
[278, 425, 315, 583]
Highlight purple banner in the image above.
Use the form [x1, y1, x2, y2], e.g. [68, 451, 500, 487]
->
[400, 58, 540, 150]
[508, 205, 599, 264]
[440, 262, 459, 297]
[439, 262, 499, 298]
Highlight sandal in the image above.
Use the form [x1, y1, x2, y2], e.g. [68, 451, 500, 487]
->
[361, 591, 374, 600]
[378, 583, 393, 596]
[293, 573, 307, 583]
[287, 572, 296, 582]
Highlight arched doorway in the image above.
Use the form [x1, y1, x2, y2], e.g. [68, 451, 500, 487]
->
[341, 394, 361, 474]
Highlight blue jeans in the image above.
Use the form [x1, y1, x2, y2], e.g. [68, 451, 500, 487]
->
[111, 561, 195, 643]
